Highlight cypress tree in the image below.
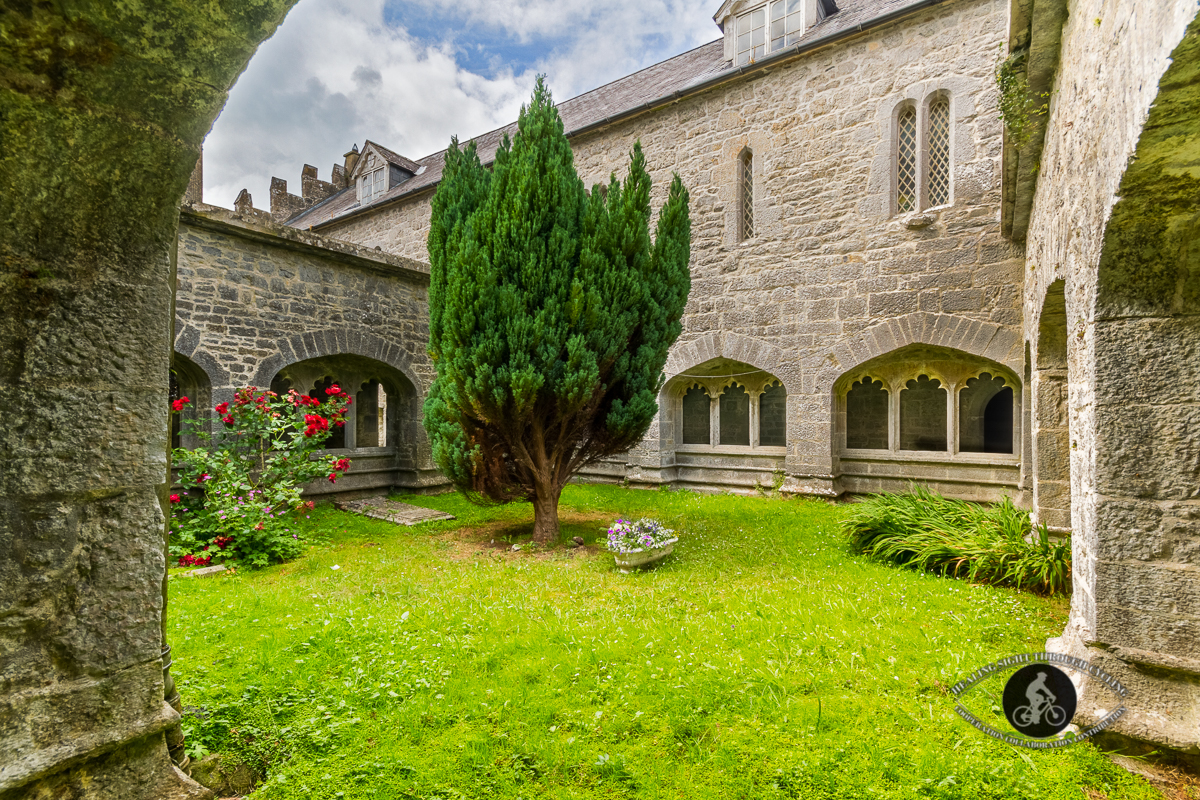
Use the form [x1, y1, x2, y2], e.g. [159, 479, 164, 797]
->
[424, 77, 691, 543]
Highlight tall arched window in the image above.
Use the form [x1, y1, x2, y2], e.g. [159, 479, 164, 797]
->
[959, 373, 1013, 454]
[896, 106, 918, 213]
[312, 376, 347, 449]
[894, 94, 952, 213]
[846, 377, 889, 450]
[927, 98, 951, 206]
[720, 384, 751, 446]
[356, 379, 384, 447]
[759, 382, 787, 447]
[739, 149, 754, 240]
[899, 375, 947, 452]
[681, 385, 711, 445]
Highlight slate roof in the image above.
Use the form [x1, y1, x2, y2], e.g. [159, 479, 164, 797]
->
[360, 140, 423, 176]
[288, 0, 943, 231]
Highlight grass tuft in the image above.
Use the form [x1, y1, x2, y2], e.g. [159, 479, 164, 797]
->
[841, 485, 1071, 595]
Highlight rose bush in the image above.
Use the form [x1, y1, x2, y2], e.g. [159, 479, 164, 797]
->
[170, 386, 353, 568]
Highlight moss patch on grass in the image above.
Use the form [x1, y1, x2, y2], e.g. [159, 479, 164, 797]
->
[168, 485, 1159, 799]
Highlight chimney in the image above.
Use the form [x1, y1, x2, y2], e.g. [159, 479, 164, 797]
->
[183, 146, 203, 205]
[332, 163, 346, 189]
[343, 144, 360, 177]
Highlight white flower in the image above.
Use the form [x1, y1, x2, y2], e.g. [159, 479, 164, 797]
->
[331, 565, 340, 570]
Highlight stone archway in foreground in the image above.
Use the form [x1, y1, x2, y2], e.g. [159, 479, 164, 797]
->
[0, 3, 299, 797]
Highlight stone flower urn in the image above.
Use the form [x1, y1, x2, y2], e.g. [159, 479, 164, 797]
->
[614, 538, 678, 570]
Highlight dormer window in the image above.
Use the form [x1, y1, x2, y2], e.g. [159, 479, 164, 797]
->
[736, 0, 807, 65]
[358, 153, 388, 204]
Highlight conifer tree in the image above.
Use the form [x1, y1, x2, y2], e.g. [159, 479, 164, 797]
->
[424, 77, 691, 543]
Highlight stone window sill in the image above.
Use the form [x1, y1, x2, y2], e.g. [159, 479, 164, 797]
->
[840, 448, 1019, 465]
[316, 446, 397, 456]
[676, 444, 786, 456]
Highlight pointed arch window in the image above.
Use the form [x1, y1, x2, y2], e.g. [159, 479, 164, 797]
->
[927, 98, 951, 206]
[739, 149, 754, 241]
[894, 95, 952, 213]
[896, 107, 918, 213]
[673, 365, 787, 451]
[840, 357, 1020, 459]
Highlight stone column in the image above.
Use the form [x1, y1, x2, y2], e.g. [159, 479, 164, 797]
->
[0, 3, 297, 797]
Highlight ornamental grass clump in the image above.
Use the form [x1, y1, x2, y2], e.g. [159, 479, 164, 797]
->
[841, 485, 1071, 595]
[170, 386, 354, 568]
[606, 518, 677, 554]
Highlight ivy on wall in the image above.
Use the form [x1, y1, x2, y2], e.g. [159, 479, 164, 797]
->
[995, 48, 1049, 148]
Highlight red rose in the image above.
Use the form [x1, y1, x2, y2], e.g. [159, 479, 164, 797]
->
[328, 473, 337, 483]
[172, 397, 189, 411]
[222, 415, 234, 425]
[215, 402, 229, 415]
[170, 494, 180, 504]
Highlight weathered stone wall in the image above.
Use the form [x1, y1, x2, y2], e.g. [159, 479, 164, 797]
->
[1023, 0, 1200, 755]
[175, 207, 445, 494]
[0, 2, 297, 797]
[320, 0, 1027, 500]
[315, 189, 437, 262]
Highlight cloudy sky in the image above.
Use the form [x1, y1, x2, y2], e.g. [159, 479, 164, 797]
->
[203, 0, 722, 208]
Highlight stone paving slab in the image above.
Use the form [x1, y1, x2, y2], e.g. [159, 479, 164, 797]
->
[335, 497, 455, 526]
[172, 564, 227, 579]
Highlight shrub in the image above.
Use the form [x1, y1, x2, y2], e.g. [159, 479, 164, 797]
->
[170, 387, 353, 568]
[841, 485, 1071, 595]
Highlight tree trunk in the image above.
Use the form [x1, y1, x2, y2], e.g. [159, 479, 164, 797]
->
[531, 480, 562, 544]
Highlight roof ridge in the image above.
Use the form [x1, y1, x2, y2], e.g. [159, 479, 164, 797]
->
[407, 38, 725, 166]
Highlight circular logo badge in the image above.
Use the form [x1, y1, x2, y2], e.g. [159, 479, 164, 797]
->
[1002, 663, 1077, 738]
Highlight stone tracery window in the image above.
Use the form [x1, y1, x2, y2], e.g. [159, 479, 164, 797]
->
[672, 362, 787, 451]
[839, 349, 1020, 459]
[270, 354, 416, 454]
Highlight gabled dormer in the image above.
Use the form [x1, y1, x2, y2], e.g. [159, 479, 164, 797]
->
[713, 0, 835, 66]
[349, 141, 423, 206]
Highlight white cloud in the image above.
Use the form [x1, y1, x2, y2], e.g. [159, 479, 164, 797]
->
[204, 0, 720, 209]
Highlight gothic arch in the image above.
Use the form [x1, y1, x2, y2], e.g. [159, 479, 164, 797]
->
[251, 329, 424, 396]
[812, 312, 1021, 394]
[665, 332, 798, 392]
[173, 324, 231, 389]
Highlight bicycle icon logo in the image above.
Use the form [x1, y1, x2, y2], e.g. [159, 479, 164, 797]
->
[1003, 663, 1076, 738]
[951, 651, 1128, 749]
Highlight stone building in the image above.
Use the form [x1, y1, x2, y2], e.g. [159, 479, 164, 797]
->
[196, 0, 1030, 506]
[1, 0, 1197, 796]
[167, 0, 1200, 763]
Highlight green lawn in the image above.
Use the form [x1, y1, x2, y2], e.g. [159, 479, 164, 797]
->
[168, 485, 1157, 800]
